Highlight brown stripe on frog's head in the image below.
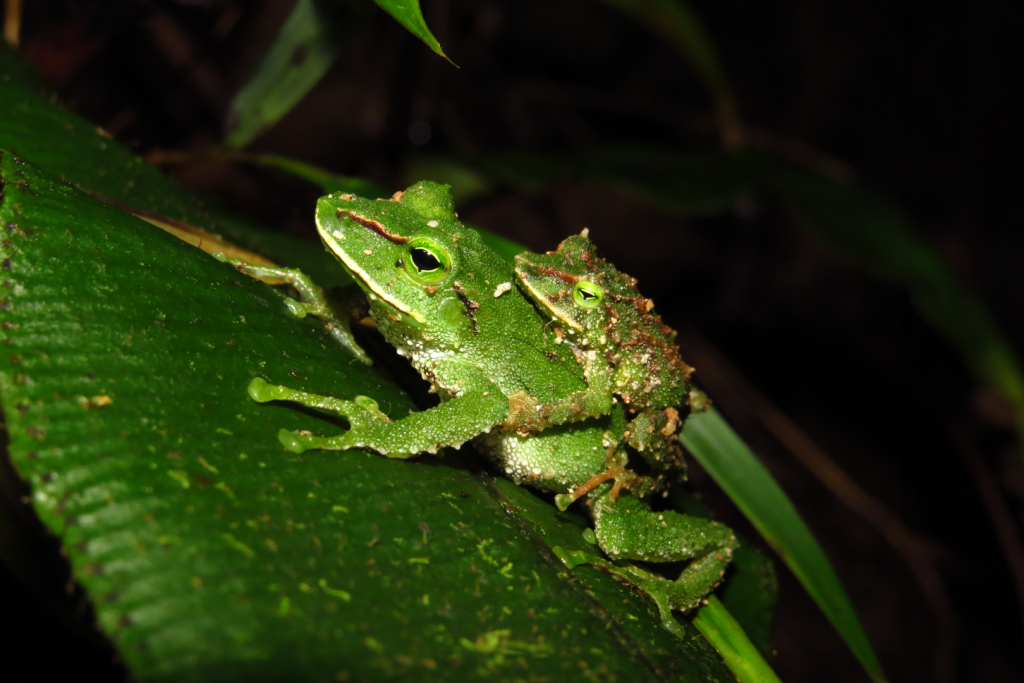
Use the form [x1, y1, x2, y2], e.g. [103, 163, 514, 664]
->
[336, 209, 409, 244]
[316, 191, 454, 323]
[516, 255, 586, 330]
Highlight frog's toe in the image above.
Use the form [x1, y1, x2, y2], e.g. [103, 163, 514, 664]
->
[554, 494, 575, 511]
[248, 377, 284, 402]
[278, 429, 311, 453]
[353, 395, 379, 410]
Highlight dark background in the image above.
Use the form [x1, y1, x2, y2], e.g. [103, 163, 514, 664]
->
[3, 1, 1023, 681]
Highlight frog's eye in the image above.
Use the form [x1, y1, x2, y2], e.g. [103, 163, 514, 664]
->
[403, 238, 451, 284]
[572, 281, 604, 309]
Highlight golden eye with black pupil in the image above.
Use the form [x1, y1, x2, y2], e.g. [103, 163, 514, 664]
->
[402, 237, 451, 284]
[572, 280, 604, 309]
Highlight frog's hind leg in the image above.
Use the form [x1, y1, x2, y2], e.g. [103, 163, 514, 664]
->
[213, 253, 370, 364]
[591, 495, 736, 612]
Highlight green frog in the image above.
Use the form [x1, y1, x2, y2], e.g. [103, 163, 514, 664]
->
[218, 181, 734, 616]
[513, 230, 698, 505]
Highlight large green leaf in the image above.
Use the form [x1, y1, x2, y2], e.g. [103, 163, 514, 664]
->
[0, 48, 762, 680]
[0, 151, 743, 680]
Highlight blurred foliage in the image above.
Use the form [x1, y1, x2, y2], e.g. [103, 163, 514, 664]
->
[227, 0, 450, 149]
[426, 146, 1024, 446]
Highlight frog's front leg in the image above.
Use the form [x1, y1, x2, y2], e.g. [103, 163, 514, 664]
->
[213, 253, 371, 364]
[591, 494, 736, 612]
[505, 351, 615, 431]
[248, 377, 509, 458]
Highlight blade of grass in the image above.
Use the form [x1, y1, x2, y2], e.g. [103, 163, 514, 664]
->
[681, 407, 888, 683]
[374, 0, 453, 64]
[680, 328, 958, 682]
[693, 596, 783, 683]
[146, 149, 391, 200]
[256, 153, 390, 197]
[714, 544, 778, 661]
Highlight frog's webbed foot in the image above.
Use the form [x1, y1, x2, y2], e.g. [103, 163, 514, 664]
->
[213, 253, 371, 364]
[553, 546, 695, 635]
[249, 377, 509, 459]
[589, 496, 736, 612]
[248, 377, 401, 454]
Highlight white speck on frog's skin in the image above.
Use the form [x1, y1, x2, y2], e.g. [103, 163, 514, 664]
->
[493, 282, 512, 298]
[427, 220, 439, 227]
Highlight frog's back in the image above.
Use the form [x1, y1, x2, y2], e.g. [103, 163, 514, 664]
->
[443, 243, 589, 406]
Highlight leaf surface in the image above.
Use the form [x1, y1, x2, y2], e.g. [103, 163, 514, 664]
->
[0, 152, 736, 681]
[0, 47, 774, 680]
[0, 46, 347, 288]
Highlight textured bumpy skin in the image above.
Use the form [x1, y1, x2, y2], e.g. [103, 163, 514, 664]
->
[245, 182, 735, 616]
[515, 232, 693, 467]
[515, 231, 692, 410]
[306, 182, 606, 466]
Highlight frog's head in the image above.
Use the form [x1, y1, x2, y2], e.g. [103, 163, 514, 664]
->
[517, 231, 693, 405]
[315, 181, 487, 332]
[514, 231, 618, 339]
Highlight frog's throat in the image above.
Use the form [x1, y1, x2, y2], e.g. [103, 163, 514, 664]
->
[517, 276, 583, 331]
[316, 216, 426, 324]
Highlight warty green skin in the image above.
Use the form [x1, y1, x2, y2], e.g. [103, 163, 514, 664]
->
[512, 231, 736, 609]
[514, 231, 695, 468]
[237, 181, 735, 614]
